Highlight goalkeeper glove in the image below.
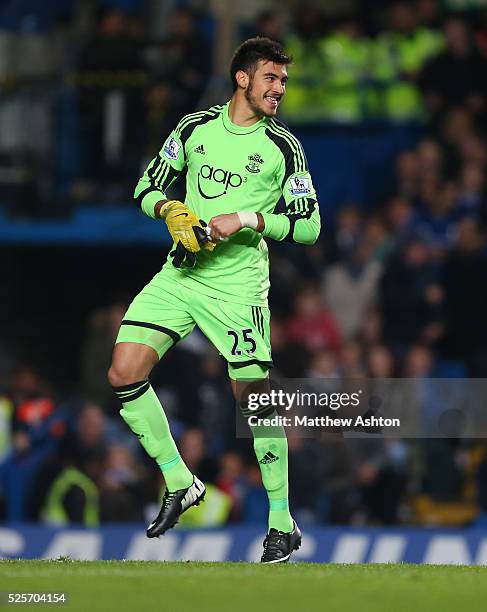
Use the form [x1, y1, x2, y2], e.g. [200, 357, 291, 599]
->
[159, 200, 215, 268]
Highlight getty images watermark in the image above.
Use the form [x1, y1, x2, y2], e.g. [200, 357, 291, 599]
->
[246, 388, 398, 429]
[235, 378, 487, 439]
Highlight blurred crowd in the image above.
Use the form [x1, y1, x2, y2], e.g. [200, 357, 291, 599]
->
[1, 120, 487, 526]
[1, 0, 487, 208]
[1, 0, 487, 528]
[0, 0, 212, 211]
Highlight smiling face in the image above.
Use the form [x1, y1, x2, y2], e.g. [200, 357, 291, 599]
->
[238, 60, 288, 118]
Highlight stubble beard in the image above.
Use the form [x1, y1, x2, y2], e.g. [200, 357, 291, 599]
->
[244, 81, 276, 118]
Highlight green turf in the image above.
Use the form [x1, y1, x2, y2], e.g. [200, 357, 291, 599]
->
[1, 560, 487, 612]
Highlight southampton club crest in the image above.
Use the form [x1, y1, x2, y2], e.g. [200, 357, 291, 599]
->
[245, 153, 264, 173]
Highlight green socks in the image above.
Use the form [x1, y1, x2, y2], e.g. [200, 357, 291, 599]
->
[114, 380, 294, 531]
[113, 380, 193, 492]
[250, 414, 294, 533]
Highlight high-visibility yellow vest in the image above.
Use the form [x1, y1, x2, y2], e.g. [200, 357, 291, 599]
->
[373, 27, 444, 121]
[280, 35, 327, 122]
[0, 397, 13, 462]
[318, 33, 371, 123]
[41, 467, 99, 527]
[176, 483, 231, 528]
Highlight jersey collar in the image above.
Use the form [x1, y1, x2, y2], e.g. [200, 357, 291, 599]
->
[222, 100, 269, 135]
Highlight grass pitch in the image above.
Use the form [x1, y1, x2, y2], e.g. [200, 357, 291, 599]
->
[2, 560, 487, 612]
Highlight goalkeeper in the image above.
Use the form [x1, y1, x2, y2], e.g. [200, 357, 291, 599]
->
[108, 37, 320, 564]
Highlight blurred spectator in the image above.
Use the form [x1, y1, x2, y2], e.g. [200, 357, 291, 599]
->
[476, 8, 487, 56]
[440, 106, 474, 150]
[0, 396, 13, 463]
[373, 1, 444, 122]
[319, 14, 370, 123]
[271, 317, 310, 377]
[179, 428, 218, 484]
[288, 435, 323, 522]
[414, 439, 479, 525]
[374, 1, 443, 122]
[352, 437, 408, 524]
[216, 451, 247, 521]
[195, 348, 234, 446]
[80, 302, 126, 411]
[385, 195, 418, 244]
[253, 10, 285, 43]
[380, 237, 445, 349]
[144, 7, 210, 117]
[362, 216, 394, 262]
[61, 402, 108, 467]
[142, 81, 182, 160]
[239, 463, 266, 523]
[323, 237, 383, 339]
[329, 204, 363, 261]
[455, 162, 486, 221]
[417, 137, 444, 178]
[41, 449, 103, 526]
[77, 8, 147, 195]
[417, 0, 442, 30]
[443, 218, 487, 374]
[367, 344, 397, 377]
[458, 131, 487, 167]
[415, 180, 457, 250]
[421, 17, 487, 120]
[0, 364, 69, 521]
[307, 350, 341, 378]
[358, 305, 383, 346]
[8, 364, 64, 457]
[99, 444, 151, 522]
[286, 285, 342, 354]
[403, 344, 434, 377]
[33, 400, 160, 524]
[340, 340, 365, 377]
[35, 402, 107, 525]
[281, 5, 325, 122]
[315, 436, 360, 524]
[395, 151, 420, 199]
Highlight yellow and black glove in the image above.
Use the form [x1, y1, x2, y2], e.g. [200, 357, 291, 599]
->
[160, 200, 215, 268]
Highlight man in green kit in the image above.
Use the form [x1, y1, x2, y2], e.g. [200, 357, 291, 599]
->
[108, 37, 320, 563]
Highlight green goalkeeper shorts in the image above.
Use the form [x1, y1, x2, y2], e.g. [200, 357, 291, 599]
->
[116, 270, 273, 380]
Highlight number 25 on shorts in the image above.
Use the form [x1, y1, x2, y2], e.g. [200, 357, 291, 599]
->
[227, 328, 257, 355]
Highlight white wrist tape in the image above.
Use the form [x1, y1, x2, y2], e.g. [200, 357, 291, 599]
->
[237, 211, 258, 230]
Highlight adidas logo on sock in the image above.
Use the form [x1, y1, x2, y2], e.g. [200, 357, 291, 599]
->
[194, 144, 205, 154]
[259, 451, 279, 464]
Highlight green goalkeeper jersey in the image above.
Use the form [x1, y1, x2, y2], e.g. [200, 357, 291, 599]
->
[135, 101, 321, 306]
